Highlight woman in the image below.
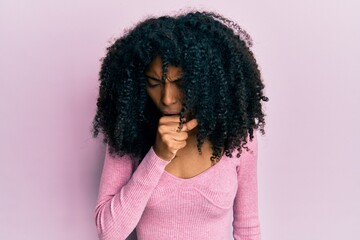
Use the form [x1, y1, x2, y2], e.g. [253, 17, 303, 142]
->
[92, 10, 268, 240]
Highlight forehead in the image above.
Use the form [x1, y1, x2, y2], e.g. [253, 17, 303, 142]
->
[145, 55, 182, 78]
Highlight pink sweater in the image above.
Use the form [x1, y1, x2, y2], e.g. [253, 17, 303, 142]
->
[94, 132, 261, 240]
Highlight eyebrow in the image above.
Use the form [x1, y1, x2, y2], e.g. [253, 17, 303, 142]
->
[145, 74, 182, 82]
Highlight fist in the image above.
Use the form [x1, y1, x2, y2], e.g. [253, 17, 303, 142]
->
[153, 115, 198, 161]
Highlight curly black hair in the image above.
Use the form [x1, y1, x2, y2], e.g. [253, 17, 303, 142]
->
[91, 11, 269, 164]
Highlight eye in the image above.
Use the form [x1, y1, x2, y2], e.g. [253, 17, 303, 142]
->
[146, 79, 160, 88]
[173, 78, 183, 87]
[145, 75, 161, 88]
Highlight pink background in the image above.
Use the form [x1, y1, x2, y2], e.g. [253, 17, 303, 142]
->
[1, 0, 359, 239]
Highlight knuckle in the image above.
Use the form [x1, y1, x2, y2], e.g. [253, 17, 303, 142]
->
[158, 126, 166, 134]
[159, 117, 165, 124]
[168, 142, 176, 150]
[162, 134, 170, 142]
[180, 142, 187, 148]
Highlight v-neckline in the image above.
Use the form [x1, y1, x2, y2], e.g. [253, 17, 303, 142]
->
[163, 154, 226, 181]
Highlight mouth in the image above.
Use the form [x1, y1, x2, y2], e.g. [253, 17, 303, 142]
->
[162, 112, 180, 116]
[161, 110, 181, 116]
[161, 108, 194, 120]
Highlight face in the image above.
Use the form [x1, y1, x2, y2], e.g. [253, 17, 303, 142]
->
[145, 55, 184, 115]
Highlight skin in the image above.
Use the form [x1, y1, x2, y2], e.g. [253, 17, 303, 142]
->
[145, 55, 184, 116]
[145, 55, 199, 161]
[145, 56, 226, 179]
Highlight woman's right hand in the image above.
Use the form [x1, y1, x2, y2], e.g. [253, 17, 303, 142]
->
[153, 115, 198, 161]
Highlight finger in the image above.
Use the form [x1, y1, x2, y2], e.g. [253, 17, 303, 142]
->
[181, 118, 198, 132]
[171, 132, 188, 141]
[160, 115, 184, 124]
[162, 135, 187, 150]
[169, 139, 187, 149]
[163, 131, 187, 141]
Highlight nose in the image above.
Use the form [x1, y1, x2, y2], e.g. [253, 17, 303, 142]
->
[161, 81, 178, 106]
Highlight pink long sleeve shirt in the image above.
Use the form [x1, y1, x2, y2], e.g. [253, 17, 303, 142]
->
[94, 132, 261, 240]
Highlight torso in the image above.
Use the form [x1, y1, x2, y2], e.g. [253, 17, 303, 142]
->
[164, 139, 224, 179]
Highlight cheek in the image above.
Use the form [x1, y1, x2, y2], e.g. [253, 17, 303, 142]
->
[179, 88, 184, 98]
[146, 88, 159, 103]
[176, 88, 184, 100]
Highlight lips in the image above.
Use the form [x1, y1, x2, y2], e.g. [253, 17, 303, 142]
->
[162, 111, 180, 116]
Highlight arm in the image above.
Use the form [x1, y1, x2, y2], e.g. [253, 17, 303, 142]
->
[94, 144, 171, 240]
[233, 132, 261, 240]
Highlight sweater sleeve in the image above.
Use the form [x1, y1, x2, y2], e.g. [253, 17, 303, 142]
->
[94, 145, 171, 240]
[232, 131, 261, 240]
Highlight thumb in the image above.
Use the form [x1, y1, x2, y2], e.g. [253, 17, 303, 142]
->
[182, 118, 198, 132]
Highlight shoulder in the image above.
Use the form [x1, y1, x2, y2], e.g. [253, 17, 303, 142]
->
[104, 144, 140, 173]
[229, 130, 258, 169]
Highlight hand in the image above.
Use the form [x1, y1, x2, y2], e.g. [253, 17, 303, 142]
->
[153, 115, 198, 161]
